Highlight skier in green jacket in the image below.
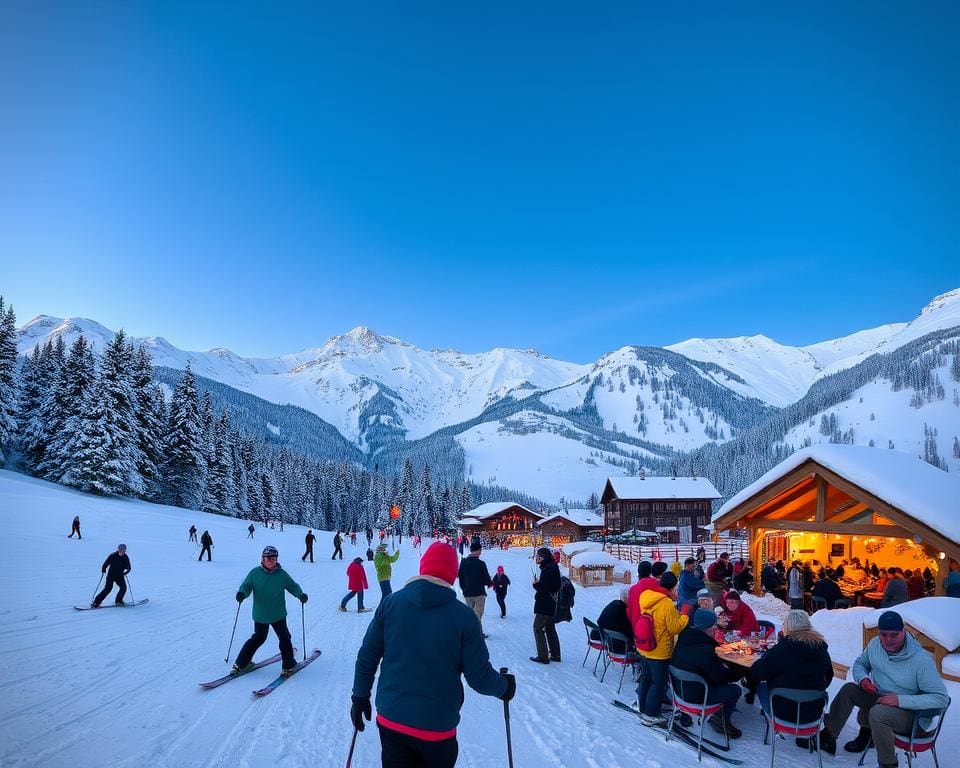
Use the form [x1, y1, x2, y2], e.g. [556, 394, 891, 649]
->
[232, 546, 307, 677]
[374, 543, 401, 598]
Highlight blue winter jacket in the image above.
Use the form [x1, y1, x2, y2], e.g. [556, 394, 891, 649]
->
[677, 568, 705, 606]
[353, 575, 507, 734]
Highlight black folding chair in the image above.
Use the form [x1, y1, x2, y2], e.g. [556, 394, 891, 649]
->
[582, 617, 606, 676]
[761, 687, 828, 768]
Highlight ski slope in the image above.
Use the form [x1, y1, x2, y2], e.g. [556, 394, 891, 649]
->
[2, 470, 957, 768]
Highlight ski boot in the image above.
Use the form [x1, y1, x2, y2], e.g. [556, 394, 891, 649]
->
[230, 662, 255, 677]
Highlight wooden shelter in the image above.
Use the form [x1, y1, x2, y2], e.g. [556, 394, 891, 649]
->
[712, 445, 960, 595]
[601, 475, 720, 544]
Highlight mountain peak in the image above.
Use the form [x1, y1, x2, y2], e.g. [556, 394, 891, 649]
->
[918, 288, 960, 318]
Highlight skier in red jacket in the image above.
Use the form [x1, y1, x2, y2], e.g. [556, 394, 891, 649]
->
[340, 557, 370, 613]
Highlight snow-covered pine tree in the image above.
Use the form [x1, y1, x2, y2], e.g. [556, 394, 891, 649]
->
[18, 340, 61, 472]
[132, 346, 165, 498]
[30, 336, 67, 478]
[0, 297, 18, 465]
[45, 336, 97, 484]
[204, 411, 236, 515]
[162, 364, 207, 509]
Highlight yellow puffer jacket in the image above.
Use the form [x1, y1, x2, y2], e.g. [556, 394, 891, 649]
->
[637, 589, 689, 660]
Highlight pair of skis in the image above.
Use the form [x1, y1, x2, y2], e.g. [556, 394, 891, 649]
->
[611, 699, 743, 765]
[200, 649, 321, 696]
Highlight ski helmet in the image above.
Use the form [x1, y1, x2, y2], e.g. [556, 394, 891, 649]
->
[262, 545, 279, 559]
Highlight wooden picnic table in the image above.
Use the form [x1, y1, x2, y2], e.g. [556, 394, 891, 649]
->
[715, 643, 762, 669]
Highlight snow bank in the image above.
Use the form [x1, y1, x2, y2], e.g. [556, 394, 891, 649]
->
[612, 560, 634, 577]
[861, 597, 960, 651]
[740, 592, 790, 623]
[561, 540, 602, 555]
[811, 607, 874, 667]
[570, 551, 619, 568]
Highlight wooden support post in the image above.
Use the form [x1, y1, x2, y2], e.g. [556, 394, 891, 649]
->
[815, 477, 826, 523]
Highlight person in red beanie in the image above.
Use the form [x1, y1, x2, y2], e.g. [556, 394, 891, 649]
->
[351, 542, 515, 767]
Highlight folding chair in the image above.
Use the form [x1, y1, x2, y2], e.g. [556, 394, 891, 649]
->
[667, 666, 729, 762]
[599, 629, 636, 694]
[582, 617, 606, 676]
[757, 619, 776, 638]
[762, 687, 828, 768]
[857, 698, 950, 768]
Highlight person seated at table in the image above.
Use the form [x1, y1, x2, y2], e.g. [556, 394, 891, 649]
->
[718, 590, 759, 637]
[870, 562, 881, 579]
[817, 611, 949, 767]
[677, 557, 705, 607]
[597, 587, 634, 654]
[748, 610, 833, 748]
[905, 569, 924, 601]
[732, 560, 754, 592]
[812, 569, 843, 609]
[671, 608, 744, 738]
[874, 568, 890, 595]
[880, 567, 908, 607]
[833, 560, 846, 581]
[696, 588, 714, 611]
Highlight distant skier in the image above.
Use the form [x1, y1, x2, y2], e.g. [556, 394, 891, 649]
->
[92, 544, 131, 607]
[188, 525, 197, 543]
[198, 530, 213, 562]
[374, 543, 400, 598]
[302, 530, 315, 563]
[340, 557, 370, 613]
[350, 531, 357, 547]
[365, 528, 373, 546]
[232, 546, 307, 678]
[68, 516, 81, 539]
[332, 531, 344, 560]
[247, 524, 256, 539]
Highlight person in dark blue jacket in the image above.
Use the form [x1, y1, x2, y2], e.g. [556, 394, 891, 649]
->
[92, 544, 131, 607]
[677, 557, 705, 607]
[351, 542, 514, 767]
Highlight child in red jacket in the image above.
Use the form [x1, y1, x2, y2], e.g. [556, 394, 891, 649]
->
[340, 557, 370, 613]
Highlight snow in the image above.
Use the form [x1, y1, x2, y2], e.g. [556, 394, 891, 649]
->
[5, 469, 960, 768]
[861, 597, 960, 652]
[943, 653, 960, 678]
[810, 607, 876, 667]
[560, 540, 603, 555]
[714, 444, 960, 544]
[539, 509, 604, 528]
[605, 476, 721, 500]
[463, 501, 541, 520]
[569, 551, 619, 568]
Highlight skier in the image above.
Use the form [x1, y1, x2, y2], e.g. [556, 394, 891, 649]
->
[458, 540, 492, 637]
[374, 543, 400, 598]
[232, 546, 307, 678]
[198, 530, 213, 562]
[365, 528, 373, 546]
[350, 542, 515, 764]
[188, 525, 197, 543]
[332, 530, 344, 560]
[350, 531, 357, 547]
[492, 565, 511, 618]
[340, 557, 370, 612]
[301, 529, 316, 562]
[68, 516, 81, 539]
[247, 523, 256, 539]
[92, 544, 131, 607]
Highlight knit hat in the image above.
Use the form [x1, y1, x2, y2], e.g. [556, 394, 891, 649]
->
[496, 565, 504, 573]
[877, 611, 904, 632]
[419, 542, 458, 585]
[536, 547, 552, 561]
[470, 540, 482, 552]
[117, 544, 127, 551]
[659, 571, 678, 590]
[693, 609, 717, 629]
[696, 588, 711, 599]
[262, 545, 278, 558]
[725, 590, 741, 602]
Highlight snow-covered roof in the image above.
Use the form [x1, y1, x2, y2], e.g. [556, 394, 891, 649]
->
[462, 502, 543, 520]
[570, 551, 619, 568]
[604, 476, 721, 501]
[561, 541, 603, 555]
[538, 508, 604, 528]
[862, 597, 960, 652]
[714, 445, 960, 544]
[455, 518, 482, 526]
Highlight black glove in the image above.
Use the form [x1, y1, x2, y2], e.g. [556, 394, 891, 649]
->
[299, 593, 308, 604]
[500, 673, 516, 702]
[350, 695, 371, 731]
[235, 591, 245, 603]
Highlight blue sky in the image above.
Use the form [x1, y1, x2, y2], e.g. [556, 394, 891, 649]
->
[1, 3, 957, 362]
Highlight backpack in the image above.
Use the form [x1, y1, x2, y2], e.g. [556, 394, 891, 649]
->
[553, 576, 576, 622]
[633, 611, 658, 652]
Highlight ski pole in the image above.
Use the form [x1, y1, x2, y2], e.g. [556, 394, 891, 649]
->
[500, 666, 514, 768]
[226, 601, 241, 663]
[345, 726, 359, 768]
[301, 601, 307, 662]
[126, 576, 134, 606]
[91, 573, 104, 604]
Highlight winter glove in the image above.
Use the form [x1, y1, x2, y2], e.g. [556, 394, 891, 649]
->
[680, 602, 695, 617]
[859, 677, 878, 694]
[350, 695, 371, 731]
[499, 673, 516, 702]
[235, 591, 245, 603]
[299, 593, 308, 604]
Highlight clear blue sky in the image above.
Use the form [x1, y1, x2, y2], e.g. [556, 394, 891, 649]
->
[1, 2, 957, 362]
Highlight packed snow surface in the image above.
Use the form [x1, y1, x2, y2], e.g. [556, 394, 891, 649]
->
[3, 470, 958, 768]
[861, 597, 960, 652]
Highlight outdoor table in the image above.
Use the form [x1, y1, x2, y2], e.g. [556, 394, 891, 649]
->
[715, 642, 763, 669]
[862, 591, 884, 607]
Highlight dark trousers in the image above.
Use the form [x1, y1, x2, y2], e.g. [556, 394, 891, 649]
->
[69, 525, 81, 538]
[533, 614, 560, 660]
[94, 574, 127, 605]
[302, 546, 313, 562]
[342, 590, 365, 610]
[790, 597, 804, 609]
[639, 657, 669, 716]
[379, 580, 393, 598]
[824, 681, 914, 768]
[332, 544, 343, 560]
[378, 724, 458, 768]
[236, 618, 295, 670]
[495, 592, 507, 617]
[198, 544, 212, 561]
[248, 530, 254, 538]
[707, 682, 743, 719]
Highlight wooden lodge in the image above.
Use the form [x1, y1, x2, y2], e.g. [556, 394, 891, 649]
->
[536, 508, 604, 547]
[601, 475, 720, 544]
[457, 502, 544, 547]
[711, 445, 960, 596]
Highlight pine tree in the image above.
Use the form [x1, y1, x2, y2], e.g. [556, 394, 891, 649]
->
[0, 297, 18, 465]
[38, 336, 95, 482]
[131, 347, 164, 498]
[19, 340, 60, 471]
[162, 365, 207, 509]
[204, 411, 236, 514]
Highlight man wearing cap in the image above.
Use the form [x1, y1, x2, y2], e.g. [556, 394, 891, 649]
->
[232, 546, 307, 677]
[817, 611, 949, 767]
[458, 540, 492, 638]
[531, 546, 562, 663]
[671, 608, 744, 738]
[374, 543, 401, 598]
[678, 557, 706, 608]
[351, 542, 514, 766]
[92, 544, 132, 607]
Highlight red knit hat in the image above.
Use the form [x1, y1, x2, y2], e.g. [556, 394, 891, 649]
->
[419, 542, 458, 585]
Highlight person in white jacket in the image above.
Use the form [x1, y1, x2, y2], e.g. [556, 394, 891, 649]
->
[817, 611, 948, 768]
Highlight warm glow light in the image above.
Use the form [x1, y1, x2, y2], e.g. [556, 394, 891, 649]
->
[939, 552, 946, 560]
